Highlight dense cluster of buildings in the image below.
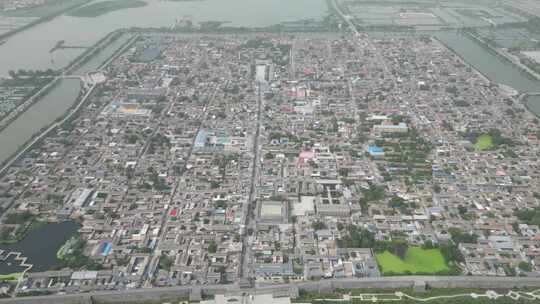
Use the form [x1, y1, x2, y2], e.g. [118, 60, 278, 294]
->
[0, 31, 540, 297]
[0, 85, 36, 119]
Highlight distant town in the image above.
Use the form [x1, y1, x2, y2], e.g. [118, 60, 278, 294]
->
[1, 0, 540, 303]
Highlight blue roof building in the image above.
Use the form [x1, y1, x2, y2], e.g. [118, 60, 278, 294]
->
[367, 145, 384, 156]
[195, 130, 207, 148]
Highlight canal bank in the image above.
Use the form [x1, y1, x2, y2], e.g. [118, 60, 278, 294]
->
[0, 77, 61, 134]
[64, 30, 131, 75]
[0, 31, 137, 172]
[0, 79, 82, 169]
[0, 33, 140, 274]
[0, 29, 128, 146]
[0, 0, 91, 42]
[466, 30, 540, 81]
[524, 95, 540, 117]
[435, 31, 540, 117]
[0, 0, 329, 75]
[434, 34, 491, 84]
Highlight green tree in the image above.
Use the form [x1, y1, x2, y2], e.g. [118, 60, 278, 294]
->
[208, 240, 217, 254]
[518, 261, 532, 272]
[312, 221, 327, 231]
[337, 226, 376, 248]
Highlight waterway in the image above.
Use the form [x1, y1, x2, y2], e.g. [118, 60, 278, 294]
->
[71, 33, 133, 75]
[0, 0, 329, 165]
[0, 0, 329, 75]
[436, 32, 540, 116]
[0, 79, 81, 163]
[0, 221, 80, 273]
[0, 31, 138, 165]
[526, 95, 540, 116]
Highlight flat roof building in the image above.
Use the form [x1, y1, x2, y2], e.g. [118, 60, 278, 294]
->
[259, 200, 287, 224]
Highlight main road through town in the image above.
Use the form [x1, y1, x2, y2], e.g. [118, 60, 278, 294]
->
[239, 81, 264, 281]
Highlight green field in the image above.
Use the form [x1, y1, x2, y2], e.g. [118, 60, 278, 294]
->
[67, 0, 147, 17]
[474, 134, 493, 151]
[0, 272, 22, 281]
[376, 247, 449, 274]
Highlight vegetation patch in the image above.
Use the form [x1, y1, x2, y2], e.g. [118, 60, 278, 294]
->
[56, 235, 102, 270]
[337, 227, 461, 275]
[372, 128, 432, 184]
[0, 212, 48, 244]
[515, 206, 540, 227]
[376, 247, 449, 275]
[0, 272, 22, 281]
[68, 0, 147, 18]
[464, 129, 514, 151]
[474, 134, 493, 151]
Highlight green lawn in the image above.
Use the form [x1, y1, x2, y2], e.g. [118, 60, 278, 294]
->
[376, 247, 449, 274]
[474, 134, 493, 151]
[0, 272, 22, 281]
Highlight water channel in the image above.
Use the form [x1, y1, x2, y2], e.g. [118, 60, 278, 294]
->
[0, 78, 81, 163]
[71, 33, 133, 75]
[0, 32, 138, 165]
[0, 0, 330, 166]
[436, 32, 540, 116]
[0, 0, 329, 75]
[436, 32, 540, 92]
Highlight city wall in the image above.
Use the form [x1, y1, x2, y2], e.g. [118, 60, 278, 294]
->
[4, 276, 540, 304]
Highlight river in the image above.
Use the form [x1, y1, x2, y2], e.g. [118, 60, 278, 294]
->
[0, 78, 81, 163]
[436, 32, 540, 116]
[436, 32, 540, 92]
[0, 221, 80, 273]
[0, 0, 329, 166]
[71, 33, 134, 75]
[0, 0, 329, 75]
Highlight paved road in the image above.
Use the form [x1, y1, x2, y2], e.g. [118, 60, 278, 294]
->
[239, 81, 263, 280]
[6, 276, 540, 303]
[330, 0, 359, 35]
[148, 82, 222, 286]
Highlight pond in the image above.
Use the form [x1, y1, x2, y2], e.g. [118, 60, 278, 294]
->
[0, 221, 80, 273]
